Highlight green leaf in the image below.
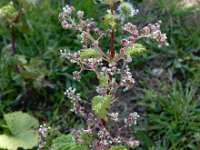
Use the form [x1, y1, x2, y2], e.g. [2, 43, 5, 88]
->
[109, 145, 127, 150]
[52, 135, 77, 150]
[98, 73, 108, 86]
[92, 95, 112, 121]
[0, 111, 39, 150]
[77, 145, 88, 150]
[52, 134, 88, 150]
[22, 58, 48, 80]
[0, 2, 18, 22]
[0, 131, 38, 150]
[80, 48, 102, 60]
[16, 55, 27, 65]
[4, 111, 39, 135]
[126, 43, 146, 56]
[104, 10, 116, 28]
[81, 132, 91, 144]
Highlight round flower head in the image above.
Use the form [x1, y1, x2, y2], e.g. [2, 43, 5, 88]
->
[118, 2, 139, 18]
[77, 11, 84, 19]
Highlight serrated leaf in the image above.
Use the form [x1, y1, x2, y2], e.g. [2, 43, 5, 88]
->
[52, 134, 88, 150]
[92, 95, 112, 121]
[81, 132, 91, 144]
[0, 111, 39, 150]
[80, 48, 102, 60]
[52, 135, 77, 150]
[0, 2, 18, 22]
[126, 43, 146, 56]
[98, 73, 108, 86]
[109, 145, 127, 150]
[104, 10, 116, 28]
[77, 145, 88, 150]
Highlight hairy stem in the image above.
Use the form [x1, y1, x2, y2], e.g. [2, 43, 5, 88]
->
[109, 28, 115, 59]
[11, 7, 21, 54]
[101, 4, 116, 130]
[11, 25, 22, 74]
[11, 11, 21, 73]
[11, 27, 16, 55]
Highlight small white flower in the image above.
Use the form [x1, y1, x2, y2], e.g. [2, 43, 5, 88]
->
[110, 112, 119, 121]
[77, 10, 84, 19]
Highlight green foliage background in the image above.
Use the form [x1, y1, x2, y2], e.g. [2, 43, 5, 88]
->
[0, 0, 200, 149]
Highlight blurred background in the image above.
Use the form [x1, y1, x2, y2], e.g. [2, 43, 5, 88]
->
[0, 0, 200, 149]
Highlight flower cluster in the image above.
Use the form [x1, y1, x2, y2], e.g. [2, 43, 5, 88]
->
[122, 23, 138, 46]
[141, 20, 169, 47]
[38, 124, 50, 150]
[73, 71, 81, 81]
[120, 65, 135, 90]
[59, 4, 110, 48]
[110, 112, 119, 121]
[59, 5, 75, 29]
[60, 49, 80, 64]
[64, 87, 81, 102]
[64, 87, 85, 115]
[122, 20, 168, 48]
[124, 112, 140, 127]
[125, 140, 140, 148]
[70, 123, 143, 149]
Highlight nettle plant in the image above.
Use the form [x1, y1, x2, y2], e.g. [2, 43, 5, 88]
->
[51, 0, 168, 149]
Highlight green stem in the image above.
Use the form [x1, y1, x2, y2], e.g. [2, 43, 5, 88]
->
[11, 27, 16, 55]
